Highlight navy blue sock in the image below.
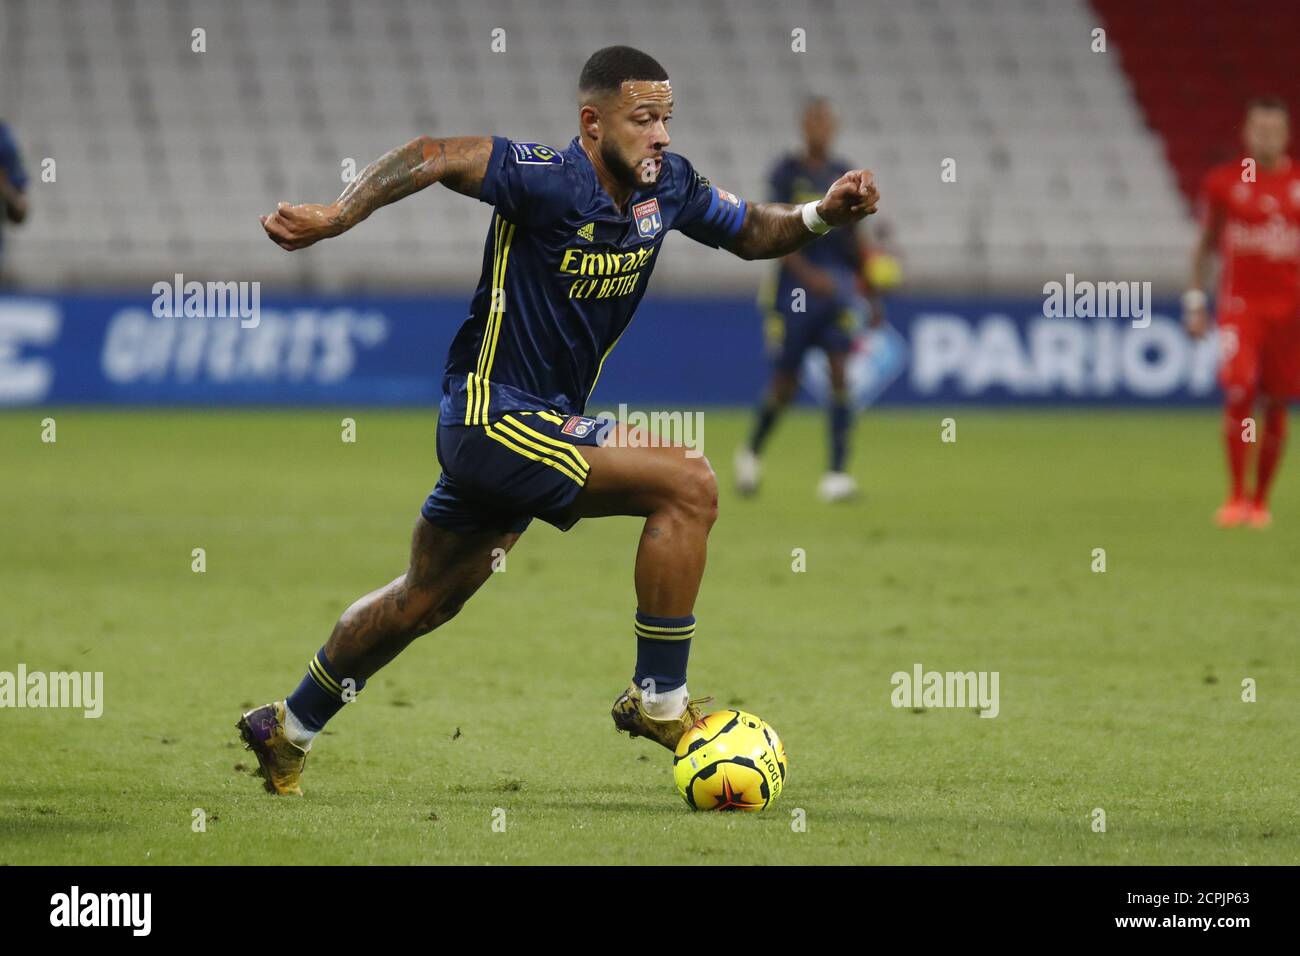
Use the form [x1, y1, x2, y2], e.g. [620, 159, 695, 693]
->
[830, 392, 852, 472]
[286, 648, 365, 732]
[632, 611, 695, 694]
[749, 396, 782, 455]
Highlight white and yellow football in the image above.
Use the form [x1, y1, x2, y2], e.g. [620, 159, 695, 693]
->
[673, 709, 787, 811]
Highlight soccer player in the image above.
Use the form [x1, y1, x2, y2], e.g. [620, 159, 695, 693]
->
[243, 46, 879, 794]
[0, 119, 29, 285]
[1186, 96, 1300, 528]
[735, 97, 884, 502]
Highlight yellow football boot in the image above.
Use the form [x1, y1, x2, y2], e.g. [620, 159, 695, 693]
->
[611, 682, 712, 751]
[236, 701, 308, 796]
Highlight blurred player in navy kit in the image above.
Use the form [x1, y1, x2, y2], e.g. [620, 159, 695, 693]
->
[736, 97, 884, 502]
[0, 120, 30, 285]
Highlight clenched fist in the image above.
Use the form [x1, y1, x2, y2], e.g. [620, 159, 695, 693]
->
[260, 201, 344, 251]
[816, 170, 880, 227]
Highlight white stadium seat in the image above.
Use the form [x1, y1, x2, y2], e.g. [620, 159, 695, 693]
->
[1, 0, 1193, 292]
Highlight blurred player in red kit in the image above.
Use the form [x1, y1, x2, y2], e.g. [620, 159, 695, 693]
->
[1185, 97, 1300, 528]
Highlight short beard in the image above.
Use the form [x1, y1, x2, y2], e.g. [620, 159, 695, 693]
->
[601, 140, 652, 189]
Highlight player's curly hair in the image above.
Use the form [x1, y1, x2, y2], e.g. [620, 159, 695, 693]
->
[579, 46, 668, 98]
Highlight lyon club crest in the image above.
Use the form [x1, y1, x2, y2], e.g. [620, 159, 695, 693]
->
[633, 198, 662, 239]
[562, 415, 599, 438]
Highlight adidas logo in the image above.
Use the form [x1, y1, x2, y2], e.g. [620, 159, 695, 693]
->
[577, 222, 595, 242]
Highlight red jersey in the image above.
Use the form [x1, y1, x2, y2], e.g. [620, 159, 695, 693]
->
[1200, 157, 1300, 308]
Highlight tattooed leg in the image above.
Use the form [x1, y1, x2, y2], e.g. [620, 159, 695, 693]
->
[240, 516, 517, 791]
[323, 516, 520, 681]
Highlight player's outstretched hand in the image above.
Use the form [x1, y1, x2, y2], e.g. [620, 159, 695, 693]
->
[259, 202, 344, 251]
[818, 170, 879, 227]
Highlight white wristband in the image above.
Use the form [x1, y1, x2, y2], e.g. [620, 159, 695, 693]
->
[1181, 289, 1207, 311]
[801, 201, 831, 235]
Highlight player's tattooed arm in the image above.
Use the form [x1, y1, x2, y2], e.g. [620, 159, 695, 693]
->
[333, 136, 495, 221]
[724, 169, 879, 261]
[724, 203, 818, 261]
[260, 136, 494, 251]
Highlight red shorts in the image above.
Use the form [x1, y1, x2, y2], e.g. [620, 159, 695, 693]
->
[1218, 297, 1300, 401]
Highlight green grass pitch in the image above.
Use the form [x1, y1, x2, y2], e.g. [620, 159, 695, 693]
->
[1, 408, 1296, 865]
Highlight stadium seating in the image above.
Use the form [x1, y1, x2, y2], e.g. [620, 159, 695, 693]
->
[2, 0, 1193, 292]
[1093, 0, 1300, 204]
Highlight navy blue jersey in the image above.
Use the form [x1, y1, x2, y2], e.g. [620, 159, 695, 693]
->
[759, 154, 860, 317]
[768, 154, 858, 272]
[440, 136, 748, 424]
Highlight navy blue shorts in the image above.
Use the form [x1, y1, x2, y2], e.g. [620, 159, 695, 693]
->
[765, 304, 856, 372]
[421, 411, 607, 535]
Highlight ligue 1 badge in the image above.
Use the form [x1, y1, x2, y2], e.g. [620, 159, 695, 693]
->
[510, 143, 563, 165]
[562, 416, 598, 438]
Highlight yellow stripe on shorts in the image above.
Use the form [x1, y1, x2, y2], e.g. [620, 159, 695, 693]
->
[500, 414, 590, 476]
[483, 423, 587, 486]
